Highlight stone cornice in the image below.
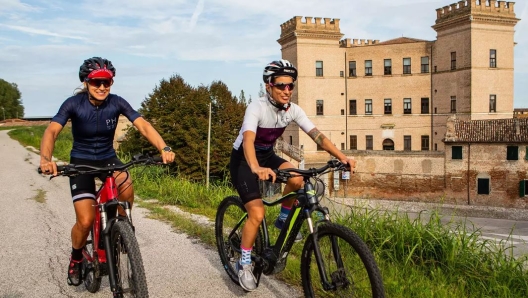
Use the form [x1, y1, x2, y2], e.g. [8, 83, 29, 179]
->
[433, 12, 519, 31]
[278, 32, 343, 45]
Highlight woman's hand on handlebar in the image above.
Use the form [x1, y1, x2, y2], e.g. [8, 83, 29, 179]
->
[251, 166, 276, 183]
[340, 157, 356, 174]
[39, 158, 58, 176]
[160, 150, 175, 164]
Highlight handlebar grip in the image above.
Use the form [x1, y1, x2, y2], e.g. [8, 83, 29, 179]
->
[152, 156, 163, 163]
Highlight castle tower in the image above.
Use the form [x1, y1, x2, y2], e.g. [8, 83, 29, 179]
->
[277, 17, 345, 155]
[431, 0, 519, 150]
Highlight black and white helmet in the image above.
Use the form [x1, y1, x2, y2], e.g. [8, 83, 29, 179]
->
[262, 59, 298, 83]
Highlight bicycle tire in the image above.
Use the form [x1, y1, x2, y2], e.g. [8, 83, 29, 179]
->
[215, 195, 264, 286]
[300, 223, 385, 298]
[111, 221, 149, 297]
[83, 230, 102, 293]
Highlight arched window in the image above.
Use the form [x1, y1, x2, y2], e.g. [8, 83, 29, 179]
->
[383, 139, 394, 150]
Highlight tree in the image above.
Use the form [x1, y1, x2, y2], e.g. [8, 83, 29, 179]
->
[119, 75, 246, 182]
[239, 90, 246, 104]
[258, 83, 265, 98]
[0, 79, 24, 119]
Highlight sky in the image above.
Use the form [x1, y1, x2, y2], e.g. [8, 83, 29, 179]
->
[0, 0, 527, 117]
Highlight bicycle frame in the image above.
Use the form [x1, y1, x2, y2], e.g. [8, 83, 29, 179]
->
[83, 172, 132, 294]
[248, 178, 331, 284]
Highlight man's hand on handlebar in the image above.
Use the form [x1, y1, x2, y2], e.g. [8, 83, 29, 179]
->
[251, 166, 276, 183]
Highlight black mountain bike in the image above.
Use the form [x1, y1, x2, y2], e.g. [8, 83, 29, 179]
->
[215, 159, 385, 297]
[40, 153, 163, 297]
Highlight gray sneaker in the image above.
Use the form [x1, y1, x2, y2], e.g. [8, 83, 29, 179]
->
[236, 261, 257, 291]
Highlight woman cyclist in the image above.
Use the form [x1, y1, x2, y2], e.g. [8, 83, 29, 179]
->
[229, 59, 356, 291]
[39, 57, 175, 286]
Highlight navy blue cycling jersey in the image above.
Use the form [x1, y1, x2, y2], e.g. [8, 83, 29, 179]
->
[51, 92, 141, 160]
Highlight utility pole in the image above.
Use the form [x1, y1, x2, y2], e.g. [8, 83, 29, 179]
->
[206, 102, 212, 188]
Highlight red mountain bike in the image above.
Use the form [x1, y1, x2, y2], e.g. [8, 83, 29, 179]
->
[39, 153, 163, 297]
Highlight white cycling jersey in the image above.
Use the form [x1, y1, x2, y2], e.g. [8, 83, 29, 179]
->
[233, 95, 315, 150]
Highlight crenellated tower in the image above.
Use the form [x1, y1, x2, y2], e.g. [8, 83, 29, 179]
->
[431, 0, 519, 150]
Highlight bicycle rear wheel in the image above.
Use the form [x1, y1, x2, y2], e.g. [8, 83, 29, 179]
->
[215, 195, 264, 285]
[111, 221, 149, 297]
[83, 231, 102, 293]
[301, 223, 385, 298]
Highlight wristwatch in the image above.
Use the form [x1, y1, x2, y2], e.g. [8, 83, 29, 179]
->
[162, 146, 172, 153]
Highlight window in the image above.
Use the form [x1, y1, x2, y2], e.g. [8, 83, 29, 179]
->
[349, 100, 357, 115]
[365, 60, 372, 76]
[451, 52, 456, 70]
[289, 136, 293, 145]
[384, 99, 392, 114]
[403, 58, 411, 74]
[452, 146, 463, 159]
[383, 139, 394, 150]
[366, 135, 373, 150]
[341, 109, 344, 115]
[489, 95, 496, 113]
[490, 49, 496, 68]
[421, 56, 429, 73]
[350, 135, 357, 150]
[404, 135, 411, 151]
[421, 135, 429, 151]
[384, 59, 392, 75]
[316, 100, 324, 115]
[365, 99, 372, 115]
[477, 178, 490, 195]
[403, 98, 412, 114]
[421, 98, 429, 114]
[507, 146, 518, 160]
[341, 143, 345, 150]
[340, 71, 344, 77]
[316, 61, 323, 77]
[450, 96, 456, 113]
[349, 61, 356, 77]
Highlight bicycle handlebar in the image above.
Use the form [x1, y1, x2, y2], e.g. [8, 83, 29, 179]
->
[271, 159, 349, 184]
[38, 154, 164, 176]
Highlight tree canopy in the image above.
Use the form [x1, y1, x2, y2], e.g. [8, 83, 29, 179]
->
[0, 79, 24, 120]
[119, 75, 246, 182]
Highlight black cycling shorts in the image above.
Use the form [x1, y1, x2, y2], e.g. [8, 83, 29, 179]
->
[229, 147, 286, 204]
[69, 156, 124, 203]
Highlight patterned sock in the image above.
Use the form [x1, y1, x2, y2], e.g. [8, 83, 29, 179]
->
[278, 204, 291, 222]
[240, 245, 253, 265]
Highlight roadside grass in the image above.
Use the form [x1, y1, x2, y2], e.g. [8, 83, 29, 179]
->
[31, 189, 47, 203]
[9, 126, 528, 298]
[7, 126, 72, 162]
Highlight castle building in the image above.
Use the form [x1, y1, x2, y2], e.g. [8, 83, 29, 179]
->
[277, 0, 520, 158]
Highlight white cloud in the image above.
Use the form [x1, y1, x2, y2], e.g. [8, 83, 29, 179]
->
[0, 0, 527, 115]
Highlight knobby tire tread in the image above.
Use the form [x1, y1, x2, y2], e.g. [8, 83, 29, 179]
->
[111, 221, 149, 297]
[300, 223, 385, 298]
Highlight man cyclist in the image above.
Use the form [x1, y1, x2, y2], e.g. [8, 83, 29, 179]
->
[39, 57, 175, 286]
[229, 59, 356, 291]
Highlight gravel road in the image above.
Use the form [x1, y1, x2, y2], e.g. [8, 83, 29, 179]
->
[0, 130, 300, 298]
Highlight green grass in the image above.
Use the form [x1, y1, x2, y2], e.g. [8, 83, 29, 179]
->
[7, 126, 528, 298]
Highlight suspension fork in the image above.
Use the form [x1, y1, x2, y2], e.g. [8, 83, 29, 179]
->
[101, 200, 125, 294]
[307, 208, 337, 291]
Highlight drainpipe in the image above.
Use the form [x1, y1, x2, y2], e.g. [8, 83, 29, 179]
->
[467, 143, 471, 205]
[345, 51, 348, 149]
[430, 43, 434, 151]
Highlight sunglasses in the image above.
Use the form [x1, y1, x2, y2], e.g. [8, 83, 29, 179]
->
[270, 82, 295, 91]
[86, 78, 113, 88]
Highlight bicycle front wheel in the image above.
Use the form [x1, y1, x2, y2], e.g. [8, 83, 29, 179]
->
[215, 196, 263, 285]
[111, 221, 149, 297]
[301, 223, 385, 298]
